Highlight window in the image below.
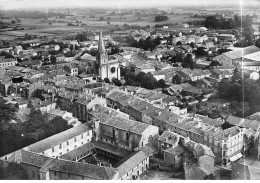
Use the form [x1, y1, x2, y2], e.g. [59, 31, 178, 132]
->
[74, 137, 77, 142]
[68, 173, 71, 178]
[67, 149, 69, 152]
[60, 152, 62, 155]
[59, 144, 62, 149]
[74, 145, 77, 148]
[52, 147, 55, 152]
[5, 157, 7, 160]
[54, 171, 57, 176]
[223, 151, 226, 156]
[82, 142, 84, 145]
[81, 134, 83, 139]
[32, 171, 35, 178]
[67, 141, 69, 146]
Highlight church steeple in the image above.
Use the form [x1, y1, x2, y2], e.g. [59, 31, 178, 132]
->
[98, 29, 105, 54]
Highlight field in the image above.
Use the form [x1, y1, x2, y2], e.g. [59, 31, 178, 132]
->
[1, 10, 205, 40]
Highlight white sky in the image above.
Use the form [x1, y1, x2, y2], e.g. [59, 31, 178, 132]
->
[0, 0, 258, 10]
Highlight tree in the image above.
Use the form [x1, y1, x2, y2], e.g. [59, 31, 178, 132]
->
[231, 67, 241, 84]
[255, 39, 260, 48]
[195, 47, 208, 57]
[44, 116, 70, 136]
[109, 46, 122, 55]
[189, 42, 195, 48]
[0, 97, 17, 126]
[104, 77, 110, 83]
[170, 53, 184, 63]
[182, 54, 194, 69]
[172, 75, 183, 84]
[63, 65, 71, 73]
[176, 41, 182, 46]
[11, 20, 16, 24]
[112, 78, 122, 86]
[154, 15, 169, 22]
[50, 55, 56, 65]
[157, 79, 166, 88]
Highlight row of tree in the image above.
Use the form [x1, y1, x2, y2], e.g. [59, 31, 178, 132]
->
[0, 98, 71, 156]
[217, 68, 260, 117]
[122, 70, 166, 89]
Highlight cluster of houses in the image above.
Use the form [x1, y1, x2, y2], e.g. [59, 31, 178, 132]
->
[1, 23, 260, 180]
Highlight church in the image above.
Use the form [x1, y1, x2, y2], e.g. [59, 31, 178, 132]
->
[94, 30, 121, 81]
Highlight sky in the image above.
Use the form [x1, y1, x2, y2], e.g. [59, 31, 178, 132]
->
[0, 0, 258, 10]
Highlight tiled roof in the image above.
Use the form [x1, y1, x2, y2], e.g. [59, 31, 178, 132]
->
[19, 149, 52, 167]
[103, 117, 149, 135]
[117, 151, 148, 178]
[39, 158, 118, 180]
[223, 45, 260, 59]
[88, 104, 119, 122]
[227, 116, 260, 131]
[24, 124, 91, 153]
[94, 141, 132, 158]
[164, 145, 186, 156]
[59, 142, 94, 161]
[204, 126, 241, 140]
[158, 131, 179, 146]
[193, 144, 215, 158]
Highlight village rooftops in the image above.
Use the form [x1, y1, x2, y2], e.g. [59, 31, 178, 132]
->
[164, 145, 186, 156]
[222, 45, 260, 59]
[158, 131, 180, 146]
[226, 116, 260, 131]
[88, 104, 120, 122]
[103, 117, 150, 135]
[59, 142, 94, 161]
[39, 157, 118, 180]
[204, 126, 241, 140]
[117, 150, 148, 179]
[24, 124, 91, 153]
[94, 141, 132, 158]
[3, 149, 52, 167]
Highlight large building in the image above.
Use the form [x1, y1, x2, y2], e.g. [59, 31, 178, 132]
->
[94, 30, 121, 80]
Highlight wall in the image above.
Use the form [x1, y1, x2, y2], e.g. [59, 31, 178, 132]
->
[43, 130, 92, 158]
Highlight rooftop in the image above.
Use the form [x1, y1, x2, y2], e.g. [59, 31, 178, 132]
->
[39, 158, 118, 180]
[24, 124, 91, 153]
[117, 151, 148, 178]
[103, 117, 150, 135]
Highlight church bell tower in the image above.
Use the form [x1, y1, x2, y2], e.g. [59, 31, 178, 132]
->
[95, 29, 108, 76]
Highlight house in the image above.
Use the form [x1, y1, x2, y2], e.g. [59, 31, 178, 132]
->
[1, 149, 119, 180]
[241, 62, 260, 73]
[184, 142, 215, 180]
[13, 45, 23, 54]
[0, 58, 18, 69]
[31, 99, 56, 113]
[231, 158, 260, 180]
[46, 109, 81, 127]
[117, 150, 149, 180]
[213, 45, 260, 66]
[242, 69, 260, 80]
[210, 68, 233, 80]
[23, 123, 92, 158]
[94, 116, 159, 152]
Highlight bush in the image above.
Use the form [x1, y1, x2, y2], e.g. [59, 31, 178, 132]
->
[154, 15, 169, 22]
